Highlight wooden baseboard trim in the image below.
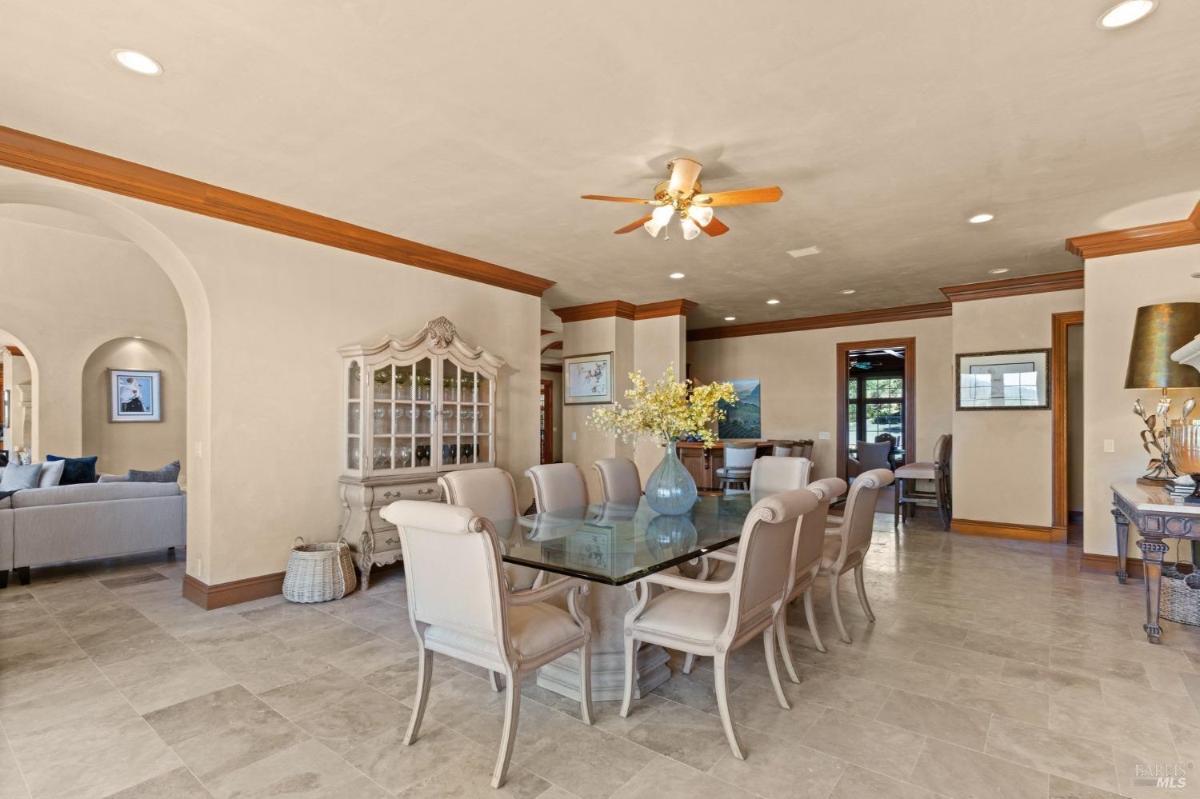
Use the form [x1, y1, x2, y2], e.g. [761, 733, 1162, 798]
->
[1079, 552, 1145, 580]
[182, 571, 285, 610]
[950, 518, 1067, 542]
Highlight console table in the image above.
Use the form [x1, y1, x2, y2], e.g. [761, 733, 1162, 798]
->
[1111, 482, 1200, 643]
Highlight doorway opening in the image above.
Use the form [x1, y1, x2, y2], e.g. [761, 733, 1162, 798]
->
[540, 378, 554, 464]
[837, 337, 916, 482]
[1052, 311, 1084, 545]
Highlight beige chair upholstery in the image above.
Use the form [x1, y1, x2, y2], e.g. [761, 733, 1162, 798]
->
[592, 458, 642, 506]
[894, 434, 952, 530]
[439, 468, 542, 592]
[620, 489, 819, 759]
[770, 440, 796, 457]
[847, 440, 892, 477]
[749, 455, 812, 495]
[821, 468, 894, 644]
[380, 500, 593, 788]
[526, 463, 588, 512]
[715, 442, 757, 492]
[792, 440, 815, 459]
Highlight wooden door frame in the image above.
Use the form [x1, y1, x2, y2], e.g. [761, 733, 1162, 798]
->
[1052, 311, 1084, 529]
[836, 337, 917, 480]
[539, 378, 555, 464]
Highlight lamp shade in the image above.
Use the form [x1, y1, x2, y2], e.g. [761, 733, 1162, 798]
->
[1124, 302, 1200, 389]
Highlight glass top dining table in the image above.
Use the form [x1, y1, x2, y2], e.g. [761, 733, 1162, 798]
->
[490, 493, 757, 586]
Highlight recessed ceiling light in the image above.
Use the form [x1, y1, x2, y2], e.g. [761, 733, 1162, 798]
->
[132, 335, 144, 340]
[1098, 0, 1156, 29]
[668, 272, 685, 280]
[968, 213, 994, 224]
[112, 49, 163, 76]
[988, 268, 1010, 275]
[724, 316, 737, 321]
[787, 246, 821, 259]
[766, 299, 781, 305]
[840, 289, 857, 295]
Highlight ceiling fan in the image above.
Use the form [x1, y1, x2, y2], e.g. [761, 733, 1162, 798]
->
[582, 157, 783, 240]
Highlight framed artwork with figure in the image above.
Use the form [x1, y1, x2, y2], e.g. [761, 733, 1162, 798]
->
[563, 352, 613, 405]
[109, 369, 162, 422]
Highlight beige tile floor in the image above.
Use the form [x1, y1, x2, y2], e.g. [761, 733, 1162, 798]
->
[2, 511, 1199, 799]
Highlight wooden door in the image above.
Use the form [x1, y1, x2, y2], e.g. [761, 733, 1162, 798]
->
[540, 379, 554, 464]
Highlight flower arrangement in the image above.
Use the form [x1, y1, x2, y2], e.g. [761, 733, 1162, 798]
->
[589, 365, 736, 447]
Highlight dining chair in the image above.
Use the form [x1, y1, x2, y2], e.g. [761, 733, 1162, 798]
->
[820, 468, 894, 644]
[380, 500, 593, 788]
[749, 455, 812, 495]
[771, 440, 796, 457]
[894, 434, 952, 530]
[439, 468, 542, 591]
[791, 439, 815, 459]
[703, 477, 846, 680]
[715, 442, 757, 493]
[526, 462, 589, 511]
[593, 457, 642, 505]
[619, 489, 819, 760]
[847, 439, 893, 478]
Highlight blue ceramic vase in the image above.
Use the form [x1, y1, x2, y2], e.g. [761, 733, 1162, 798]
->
[644, 440, 699, 515]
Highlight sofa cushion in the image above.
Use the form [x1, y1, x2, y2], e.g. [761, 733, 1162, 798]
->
[12, 481, 180, 509]
[46, 455, 99, 485]
[37, 460, 66, 488]
[128, 461, 181, 483]
[0, 463, 43, 491]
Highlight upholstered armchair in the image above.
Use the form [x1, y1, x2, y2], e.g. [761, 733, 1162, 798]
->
[847, 439, 893, 478]
[380, 500, 593, 788]
[749, 455, 812, 495]
[820, 468, 893, 644]
[439, 467, 541, 592]
[592, 457, 642, 506]
[619, 489, 819, 760]
[526, 462, 588, 512]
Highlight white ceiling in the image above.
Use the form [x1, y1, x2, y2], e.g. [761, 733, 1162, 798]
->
[3, 0, 1199, 328]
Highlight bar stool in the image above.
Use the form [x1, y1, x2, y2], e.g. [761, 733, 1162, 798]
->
[894, 434, 952, 530]
[715, 442, 757, 493]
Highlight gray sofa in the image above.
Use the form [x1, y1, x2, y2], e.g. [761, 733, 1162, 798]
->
[0, 482, 185, 587]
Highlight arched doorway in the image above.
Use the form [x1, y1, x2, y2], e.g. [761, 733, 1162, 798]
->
[0, 328, 38, 461]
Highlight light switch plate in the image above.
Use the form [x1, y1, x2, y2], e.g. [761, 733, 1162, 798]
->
[818, 432, 831, 440]
[1103, 439, 1115, 453]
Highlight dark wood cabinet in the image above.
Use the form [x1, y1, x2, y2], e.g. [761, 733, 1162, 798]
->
[677, 441, 770, 490]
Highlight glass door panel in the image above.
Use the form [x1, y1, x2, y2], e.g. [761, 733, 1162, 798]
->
[395, 439, 413, 469]
[414, 404, 431, 435]
[395, 364, 413, 401]
[372, 437, 392, 470]
[477, 436, 490, 464]
[414, 436, 432, 468]
[394, 405, 413, 435]
[461, 436, 476, 465]
[460, 370, 477, 404]
[443, 361, 458, 403]
[372, 403, 391, 436]
[373, 366, 392, 401]
[348, 361, 361, 400]
[347, 440, 361, 470]
[415, 358, 432, 402]
[477, 410, 490, 435]
[347, 402, 361, 434]
[477, 375, 490, 403]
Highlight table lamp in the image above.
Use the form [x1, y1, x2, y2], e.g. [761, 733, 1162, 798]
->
[1125, 302, 1200, 482]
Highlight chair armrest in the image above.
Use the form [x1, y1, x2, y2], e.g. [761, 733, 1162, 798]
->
[642, 570, 734, 594]
[509, 576, 588, 606]
[701, 548, 738, 565]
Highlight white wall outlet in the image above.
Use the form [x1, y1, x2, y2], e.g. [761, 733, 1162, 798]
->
[571, 431, 577, 441]
[818, 432, 831, 440]
[1103, 439, 1116, 453]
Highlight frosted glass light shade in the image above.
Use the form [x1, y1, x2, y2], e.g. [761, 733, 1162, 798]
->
[688, 205, 714, 227]
[679, 217, 701, 240]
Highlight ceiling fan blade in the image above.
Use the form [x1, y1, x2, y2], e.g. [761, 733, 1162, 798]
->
[702, 216, 730, 237]
[614, 215, 652, 234]
[582, 194, 654, 204]
[693, 186, 783, 207]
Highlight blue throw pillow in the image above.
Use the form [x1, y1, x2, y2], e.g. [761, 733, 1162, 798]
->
[0, 462, 42, 491]
[46, 455, 99, 485]
[127, 460, 181, 483]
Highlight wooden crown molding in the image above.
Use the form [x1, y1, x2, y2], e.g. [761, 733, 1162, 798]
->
[541, 363, 563, 373]
[552, 298, 697, 323]
[940, 270, 1084, 303]
[0, 126, 555, 297]
[687, 301, 951, 342]
[1066, 201, 1200, 259]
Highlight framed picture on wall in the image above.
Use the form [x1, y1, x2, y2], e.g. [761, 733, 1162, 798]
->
[956, 349, 1051, 410]
[718, 379, 762, 438]
[563, 352, 613, 405]
[109, 369, 162, 422]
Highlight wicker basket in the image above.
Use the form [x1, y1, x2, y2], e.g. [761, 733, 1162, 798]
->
[1160, 571, 1200, 627]
[282, 537, 357, 603]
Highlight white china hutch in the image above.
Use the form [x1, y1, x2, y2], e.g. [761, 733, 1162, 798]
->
[338, 317, 504, 586]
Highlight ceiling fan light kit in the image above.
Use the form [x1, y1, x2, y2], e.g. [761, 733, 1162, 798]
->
[582, 156, 783, 240]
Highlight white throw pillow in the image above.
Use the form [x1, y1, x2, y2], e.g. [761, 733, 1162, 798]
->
[37, 459, 66, 488]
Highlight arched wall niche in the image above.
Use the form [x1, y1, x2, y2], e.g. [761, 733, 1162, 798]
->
[0, 179, 212, 582]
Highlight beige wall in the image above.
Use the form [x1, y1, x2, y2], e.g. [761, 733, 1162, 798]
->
[688, 315, 954, 480]
[81, 337, 187, 478]
[562, 316, 634, 500]
[950, 290, 1084, 527]
[1083, 244, 1200, 557]
[632, 315, 687, 487]
[0, 215, 187, 468]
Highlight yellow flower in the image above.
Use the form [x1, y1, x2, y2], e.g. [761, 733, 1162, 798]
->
[588, 364, 737, 447]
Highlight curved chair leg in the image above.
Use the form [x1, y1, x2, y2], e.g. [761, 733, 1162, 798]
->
[404, 646, 433, 745]
[763, 626, 791, 710]
[619, 637, 638, 718]
[682, 653, 698, 674]
[854, 565, 876, 623]
[713, 653, 745, 759]
[775, 606, 800, 683]
[830, 572, 852, 644]
[488, 671, 503, 692]
[492, 671, 521, 789]
[578, 640, 594, 725]
[803, 588, 826, 653]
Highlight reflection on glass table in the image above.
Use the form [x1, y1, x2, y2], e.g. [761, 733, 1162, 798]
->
[490, 493, 758, 586]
